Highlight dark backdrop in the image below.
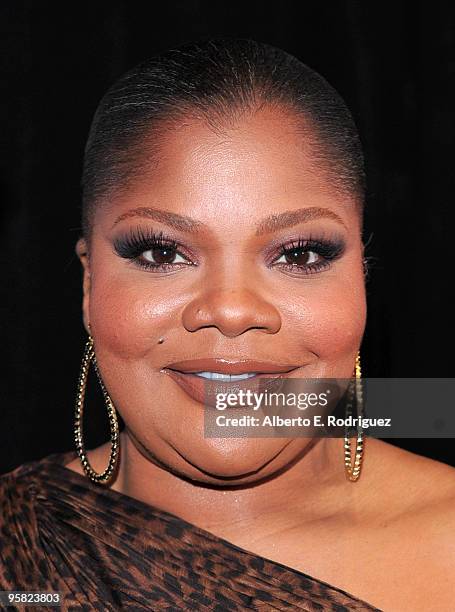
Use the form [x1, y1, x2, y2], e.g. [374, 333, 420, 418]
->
[1, 1, 454, 474]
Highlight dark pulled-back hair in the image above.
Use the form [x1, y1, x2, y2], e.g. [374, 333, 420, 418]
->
[81, 38, 365, 240]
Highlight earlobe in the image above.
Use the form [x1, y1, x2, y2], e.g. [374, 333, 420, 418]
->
[75, 238, 91, 334]
[76, 237, 89, 262]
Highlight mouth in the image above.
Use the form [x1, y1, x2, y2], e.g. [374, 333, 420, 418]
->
[161, 358, 302, 407]
[187, 371, 260, 382]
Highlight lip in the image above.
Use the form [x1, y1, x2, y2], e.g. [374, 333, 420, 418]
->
[161, 359, 302, 408]
[163, 358, 301, 375]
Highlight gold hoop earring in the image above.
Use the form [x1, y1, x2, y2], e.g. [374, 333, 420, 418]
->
[74, 335, 120, 485]
[344, 351, 365, 482]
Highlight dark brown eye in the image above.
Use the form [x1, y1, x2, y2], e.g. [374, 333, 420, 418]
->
[281, 249, 319, 266]
[142, 246, 185, 265]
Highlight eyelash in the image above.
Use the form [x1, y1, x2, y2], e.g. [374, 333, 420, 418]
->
[113, 227, 345, 275]
[273, 237, 345, 275]
[113, 229, 191, 272]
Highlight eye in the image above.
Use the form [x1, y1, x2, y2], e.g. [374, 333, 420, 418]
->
[113, 227, 195, 272]
[270, 237, 345, 275]
[141, 246, 188, 265]
[274, 248, 321, 266]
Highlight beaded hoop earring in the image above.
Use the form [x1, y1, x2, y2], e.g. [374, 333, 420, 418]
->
[74, 335, 120, 484]
[344, 352, 365, 482]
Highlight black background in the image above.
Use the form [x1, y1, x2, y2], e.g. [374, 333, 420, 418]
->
[1, 1, 454, 474]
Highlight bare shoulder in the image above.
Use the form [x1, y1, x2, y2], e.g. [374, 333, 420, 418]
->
[368, 438, 455, 524]
[338, 439, 455, 610]
[369, 437, 455, 499]
[369, 440, 455, 595]
[396, 442, 455, 555]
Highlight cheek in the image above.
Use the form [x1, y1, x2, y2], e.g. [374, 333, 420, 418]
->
[280, 267, 367, 359]
[88, 249, 366, 366]
[317, 276, 366, 351]
[88, 274, 187, 359]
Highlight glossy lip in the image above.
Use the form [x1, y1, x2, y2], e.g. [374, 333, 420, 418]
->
[161, 359, 302, 408]
[163, 358, 301, 375]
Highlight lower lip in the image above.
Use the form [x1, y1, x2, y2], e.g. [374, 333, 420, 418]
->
[162, 370, 293, 408]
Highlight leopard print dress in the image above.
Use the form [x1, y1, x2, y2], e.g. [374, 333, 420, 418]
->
[0, 450, 382, 611]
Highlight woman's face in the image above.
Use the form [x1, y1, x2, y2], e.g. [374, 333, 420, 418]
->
[77, 105, 366, 485]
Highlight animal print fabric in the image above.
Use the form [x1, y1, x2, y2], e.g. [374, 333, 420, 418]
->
[0, 451, 382, 611]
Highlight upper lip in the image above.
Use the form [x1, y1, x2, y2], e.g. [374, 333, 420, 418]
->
[162, 358, 301, 375]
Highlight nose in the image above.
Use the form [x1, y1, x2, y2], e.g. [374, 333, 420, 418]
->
[181, 287, 282, 338]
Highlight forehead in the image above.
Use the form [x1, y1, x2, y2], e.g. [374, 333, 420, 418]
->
[100, 105, 359, 231]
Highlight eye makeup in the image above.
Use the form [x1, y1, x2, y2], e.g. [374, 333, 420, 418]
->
[270, 235, 346, 275]
[113, 226, 194, 272]
[112, 225, 346, 275]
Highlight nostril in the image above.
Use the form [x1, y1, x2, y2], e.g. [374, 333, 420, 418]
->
[182, 289, 282, 337]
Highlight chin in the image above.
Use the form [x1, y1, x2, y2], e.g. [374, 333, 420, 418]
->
[173, 436, 292, 481]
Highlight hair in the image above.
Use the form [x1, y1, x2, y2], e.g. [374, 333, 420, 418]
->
[80, 37, 365, 240]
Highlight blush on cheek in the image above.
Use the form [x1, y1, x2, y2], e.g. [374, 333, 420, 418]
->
[314, 287, 366, 372]
[88, 279, 176, 360]
[288, 276, 366, 377]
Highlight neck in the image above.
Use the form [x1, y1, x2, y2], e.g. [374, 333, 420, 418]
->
[109, 430, 364, 537]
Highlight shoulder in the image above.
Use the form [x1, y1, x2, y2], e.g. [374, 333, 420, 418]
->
[403, 449, 455, 565]
[0, 459, 37, 505]
[0, 456, 47, 532]
[0, 454, 65, 537]
[372, 441, 455, 584]
[0, 460, 41, 587]
[349, 440, 455, 609]
[0, 453, 74, 588]
[367, 438, 455, 520]
[0, 454, 50, 497]
[367, 436, 455, 484]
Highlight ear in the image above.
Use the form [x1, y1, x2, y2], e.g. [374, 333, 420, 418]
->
[76, 237, 91, 335]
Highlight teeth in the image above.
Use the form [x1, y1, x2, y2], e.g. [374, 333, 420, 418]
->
[193, 372, 258, 381]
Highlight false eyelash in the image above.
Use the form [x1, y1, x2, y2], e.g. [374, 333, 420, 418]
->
[113, 227, 183, 260]
[277, 237, 345, 261]
[113, 227, 346, 275]
[270, 236, 346, 275]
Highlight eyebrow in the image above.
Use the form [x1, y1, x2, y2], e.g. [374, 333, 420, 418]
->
[255, 207, 347, 235]
[112, 207, 205, 233]
[111, 205, 347, 234]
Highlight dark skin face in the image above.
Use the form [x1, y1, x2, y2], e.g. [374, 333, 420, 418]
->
[74, 105, 367, 528]
[70, 105, 455, 612]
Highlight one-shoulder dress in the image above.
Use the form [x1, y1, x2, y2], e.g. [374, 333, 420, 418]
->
[0, 450, 382, 611]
